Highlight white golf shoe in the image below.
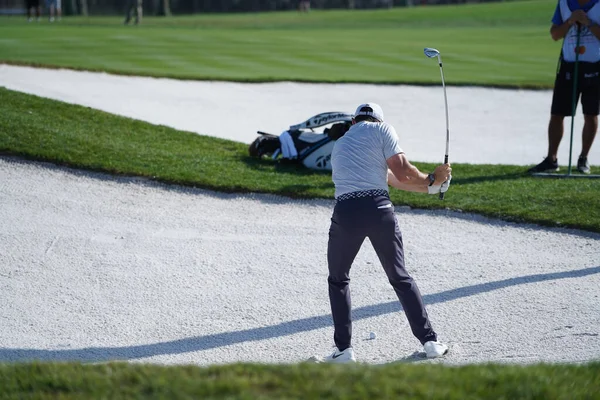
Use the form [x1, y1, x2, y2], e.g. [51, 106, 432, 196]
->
[423, 341, 449, 358]
[319, 347, 356, 364]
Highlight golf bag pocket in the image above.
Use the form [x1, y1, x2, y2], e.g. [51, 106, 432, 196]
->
[579, 61, 600, 86]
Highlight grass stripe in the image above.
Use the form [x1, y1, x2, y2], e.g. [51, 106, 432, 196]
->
[0, 1, 562, 87]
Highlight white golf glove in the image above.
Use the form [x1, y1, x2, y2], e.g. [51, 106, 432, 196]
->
[441, 175, 451, 193]
[427, 176, 452, 195]
[427, 184, 441, 194]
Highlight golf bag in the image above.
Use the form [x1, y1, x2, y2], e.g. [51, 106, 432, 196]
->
[248, 112, 353, 171]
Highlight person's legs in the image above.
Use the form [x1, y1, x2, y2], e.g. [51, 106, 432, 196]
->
[367, 199, 437, 345]
[581, 115, 598, 158]
[576, 115, 596, 173]
[25, 0, 32, 20]
[548, 61, 576, 162]
[327, 211, 364, 352]
[135, 0, 143, 24]
[577, 63, 599, 173]
[529, 62, 575, 173]
[547, 114, 565, 161]
[28, 0, 40, 20]
[124, 0, 133, 24]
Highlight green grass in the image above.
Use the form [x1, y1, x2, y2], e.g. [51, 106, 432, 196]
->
[0, 361, 599, 399]
[2, 87, 599, 233]
[0, 0, 561, 88]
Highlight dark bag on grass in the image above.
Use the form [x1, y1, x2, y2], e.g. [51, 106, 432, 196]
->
[249, 112, 353, 171]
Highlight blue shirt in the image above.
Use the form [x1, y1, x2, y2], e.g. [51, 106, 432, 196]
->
[552, 0, 600, 25]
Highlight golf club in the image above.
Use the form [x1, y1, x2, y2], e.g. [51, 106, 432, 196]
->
[567, 24, 582, 176]
[424, 47, 450, 200]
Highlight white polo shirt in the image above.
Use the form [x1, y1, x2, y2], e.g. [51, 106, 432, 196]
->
[331, 121, 404, 199]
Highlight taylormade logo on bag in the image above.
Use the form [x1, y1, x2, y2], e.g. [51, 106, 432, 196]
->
[316, 154, 330, 169]
[309, 113, 350, 127]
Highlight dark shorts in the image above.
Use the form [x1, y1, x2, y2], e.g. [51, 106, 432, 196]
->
[551, 59, 600, 117]
[26, 0, 40, 8]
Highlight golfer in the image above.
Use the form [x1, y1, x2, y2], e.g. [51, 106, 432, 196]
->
[319, 103, 451, 363]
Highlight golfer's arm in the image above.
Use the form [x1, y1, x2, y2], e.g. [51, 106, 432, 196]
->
[387, 170, 427, 193]
[386, 153, 429, 191]
[589, 23, 600, 40]
[550, 23, 571, 41]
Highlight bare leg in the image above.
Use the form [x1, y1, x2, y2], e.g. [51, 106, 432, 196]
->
[125, 6, 132, 24]
[547, 114, 565, 161]
[135, 5, 142, 24]
[581, 114, 598, 158]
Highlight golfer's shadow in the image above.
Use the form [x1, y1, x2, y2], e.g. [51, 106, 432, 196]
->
[1, 266, 599, 363]
[388, 351, 428, 364]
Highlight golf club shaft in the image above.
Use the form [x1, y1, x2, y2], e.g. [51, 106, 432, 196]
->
[568, 24, 581, 176]
[438, 59, 450, 200]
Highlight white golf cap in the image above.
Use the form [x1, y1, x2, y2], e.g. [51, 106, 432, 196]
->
[354, 103, 384, 122]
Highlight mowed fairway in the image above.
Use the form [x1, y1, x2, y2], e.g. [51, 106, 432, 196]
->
[1, 0, 559, 87]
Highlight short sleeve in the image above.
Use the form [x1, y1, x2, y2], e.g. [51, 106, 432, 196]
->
[380, 123, 404, 160]
[552, 3, 563, 25]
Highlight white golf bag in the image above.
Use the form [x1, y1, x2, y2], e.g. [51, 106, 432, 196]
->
[248, 112, 353, 171]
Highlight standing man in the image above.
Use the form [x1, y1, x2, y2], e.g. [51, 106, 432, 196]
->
[529, 0, 600, 174]
[124, 0, 143, 25]
[318, 103, 451, 363]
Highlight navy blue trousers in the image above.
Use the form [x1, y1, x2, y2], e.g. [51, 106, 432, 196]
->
[327, 194, 437, 351]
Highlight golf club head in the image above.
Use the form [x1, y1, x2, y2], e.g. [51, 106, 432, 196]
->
[424, 47, 441, 62]
[424, 47, 439, 58]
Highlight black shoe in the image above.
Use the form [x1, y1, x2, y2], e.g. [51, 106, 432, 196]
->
[528, 157, 559, 173]
[577, 156, 591, 174]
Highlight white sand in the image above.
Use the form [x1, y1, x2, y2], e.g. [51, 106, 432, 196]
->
[0, 65, 599, 366]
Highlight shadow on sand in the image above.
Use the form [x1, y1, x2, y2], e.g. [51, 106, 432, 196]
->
[2, 266, 599, 363]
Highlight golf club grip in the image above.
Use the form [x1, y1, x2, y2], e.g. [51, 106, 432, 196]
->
[439, 155, 448, 200]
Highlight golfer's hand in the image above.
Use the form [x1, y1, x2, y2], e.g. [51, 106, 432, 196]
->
[427, 174, 452, 195]
[570, 10, 590, 26]
[432, 163, 452, 186]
